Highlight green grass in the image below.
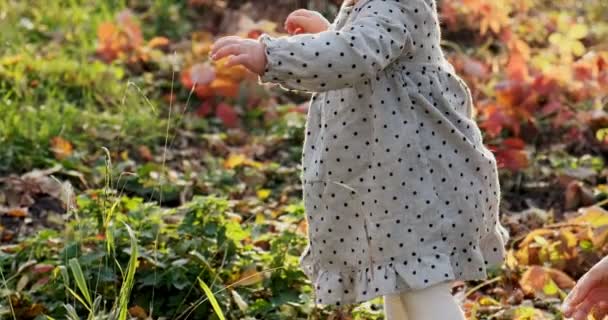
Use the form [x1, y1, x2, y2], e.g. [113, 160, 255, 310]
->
[0, 0, 169, 174]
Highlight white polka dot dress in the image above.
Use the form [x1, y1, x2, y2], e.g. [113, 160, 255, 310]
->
[258, 0, 510, 306]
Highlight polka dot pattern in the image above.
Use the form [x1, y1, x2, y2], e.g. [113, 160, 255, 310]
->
[259, 0, 509, 307]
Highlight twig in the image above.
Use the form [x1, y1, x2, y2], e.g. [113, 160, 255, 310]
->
[465, 276, 502, 298]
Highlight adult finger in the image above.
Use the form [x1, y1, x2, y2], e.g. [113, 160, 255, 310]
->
[564, 271, 600, 314]
[212, 44, 242, 61]
[571, 300, 594, 320]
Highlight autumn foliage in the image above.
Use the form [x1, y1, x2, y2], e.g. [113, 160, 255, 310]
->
[1, 0, 608, 319]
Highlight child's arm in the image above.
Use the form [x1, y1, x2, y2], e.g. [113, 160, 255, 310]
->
[259, 0, 416, 92]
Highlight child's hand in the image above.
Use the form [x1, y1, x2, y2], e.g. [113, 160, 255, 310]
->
[284, 9, 330, 35]
[210, 36, 267, 75]
[562, 256, 608, 320]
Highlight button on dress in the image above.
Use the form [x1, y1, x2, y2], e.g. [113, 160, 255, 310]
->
[258, 0, 510, 306]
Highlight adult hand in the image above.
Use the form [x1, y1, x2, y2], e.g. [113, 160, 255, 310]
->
[563, 256, 608, 320]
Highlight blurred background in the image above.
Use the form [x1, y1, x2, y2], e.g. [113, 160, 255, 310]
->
[0, 0, 607, 319]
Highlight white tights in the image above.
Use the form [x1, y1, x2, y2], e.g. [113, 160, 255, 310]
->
[383, 282, 466, 320]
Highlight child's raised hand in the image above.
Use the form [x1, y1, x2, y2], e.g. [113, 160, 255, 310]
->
[210, 36, 267, 75]
[284, 9, 330, 35]
[562, 256, 608, 320]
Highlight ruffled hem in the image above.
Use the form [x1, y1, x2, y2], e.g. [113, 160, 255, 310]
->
[300, 225, 507, 306]
[257, 33, 284, 86]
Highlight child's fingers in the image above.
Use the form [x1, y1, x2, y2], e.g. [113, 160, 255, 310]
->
[224, 54, 248, 68]
[212, 44, 242, 61]
[284, 16, 312, 33]
[211, 36, 242, 55]
[288, 9, 313, 18]
[285, 21, 297, 34]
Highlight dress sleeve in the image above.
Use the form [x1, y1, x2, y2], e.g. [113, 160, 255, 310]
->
[258, 0, 416, 93]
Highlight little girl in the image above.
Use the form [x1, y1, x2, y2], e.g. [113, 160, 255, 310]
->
[212, 0, 509, 318]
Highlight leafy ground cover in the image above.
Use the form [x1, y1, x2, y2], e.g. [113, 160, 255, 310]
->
[0, 0, 607, 319]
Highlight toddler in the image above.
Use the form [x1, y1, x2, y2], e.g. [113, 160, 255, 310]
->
[212, 0, 509, 318]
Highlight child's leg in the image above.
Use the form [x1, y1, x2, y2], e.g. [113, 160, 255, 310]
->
[383, 292, 409, 320]
[400, 282, 466, 320]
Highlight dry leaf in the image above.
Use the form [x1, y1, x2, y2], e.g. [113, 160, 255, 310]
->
[232, 265, 264, 287]
[128, 305, 148, 319]
[50, 136, 73, 160]
[7, 207, 27, 217]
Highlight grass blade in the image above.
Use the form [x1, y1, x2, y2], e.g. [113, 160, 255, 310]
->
[63, 304, 81, 320]
[197, 277, 225, 320]
[68, 258, 92, 307]
[117, 222, 139, 320]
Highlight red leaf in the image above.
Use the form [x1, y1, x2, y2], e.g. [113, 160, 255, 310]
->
[503, 138, 526, 149]
[216, 103, 240, 128]
[196, 101, 215, 117]
[495, 148, 529, 171]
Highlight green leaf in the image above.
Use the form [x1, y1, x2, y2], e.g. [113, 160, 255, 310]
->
[225, 221, 249, 242]
[543, 279, 559, 296]
[198, 277, 225, 320]
[580, 239, 593, 251]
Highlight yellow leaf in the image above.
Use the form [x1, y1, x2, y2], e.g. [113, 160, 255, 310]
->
[571, 41, 586, 57]
[560, 229, 578, 248]
[224, 154, 247, 169]
[257, 189, 271, 200]
[572, 206, 608, 228]
[255, 213, 265, 224]
[478, 296, 501, 306]
[568, 24, 588, 40]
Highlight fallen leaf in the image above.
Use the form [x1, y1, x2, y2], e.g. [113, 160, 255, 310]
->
[138, 145, 153, 161]
[128, 305, 148, 319]
[147, 36, 169, 49]
[7, 208, 27, 217]
[572, 206, 608, 228]
[519, 265, 575, 298]
[232, 265, 264, 286]
[216, 103, 240, 128]
[50, 136, 73, 160]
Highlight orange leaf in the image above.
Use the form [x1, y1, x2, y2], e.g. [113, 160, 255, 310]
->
[506, 51, 529, 82]
[210, 78, 240, 98]
[519, 266, 575, 297]
[232, 265, 264, 287]
[128, 305, 148, 320]
[50, 136, 73, 160]
[147, 36, 169, 49]
[138, 146, 153, 161]
[7, 208, 27, 217]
